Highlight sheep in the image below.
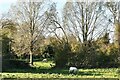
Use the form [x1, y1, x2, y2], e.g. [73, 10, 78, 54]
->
[69, 67, 78, 74]
[42, 59, 47, 62]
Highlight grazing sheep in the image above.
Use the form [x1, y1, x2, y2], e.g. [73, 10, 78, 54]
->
[42, 59, 47, 62]
[69, 67, 78, 74]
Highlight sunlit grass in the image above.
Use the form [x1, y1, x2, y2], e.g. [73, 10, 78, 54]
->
[2, 60, 120, 78]
[33, 61, 54, 69]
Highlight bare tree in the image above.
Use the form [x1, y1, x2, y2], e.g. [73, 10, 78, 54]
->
[63, 1, 110, 44]
[106, 1, 120, 50]
[10, 0, 50, 65]
[46, 3, 69, 43]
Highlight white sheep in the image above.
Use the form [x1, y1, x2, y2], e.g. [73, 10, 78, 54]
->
[69, 67, 78, 74]
[42, 59, 47, 62]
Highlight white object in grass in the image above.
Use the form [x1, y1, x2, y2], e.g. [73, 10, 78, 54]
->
[69, 67, 78, 74]
[42, 59, 47, 62]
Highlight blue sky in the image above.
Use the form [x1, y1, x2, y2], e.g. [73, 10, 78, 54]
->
[0, 0, 66, 16]
[0, 0, 16, 15]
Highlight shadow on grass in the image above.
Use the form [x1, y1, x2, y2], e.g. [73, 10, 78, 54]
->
[2, 59, 103, 76]
[3, 67, 102, 76]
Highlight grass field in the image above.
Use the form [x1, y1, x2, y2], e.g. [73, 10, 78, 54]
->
[1, 60, 120, 79]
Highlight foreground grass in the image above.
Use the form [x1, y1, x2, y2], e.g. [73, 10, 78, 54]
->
[2, 61, 120, 78]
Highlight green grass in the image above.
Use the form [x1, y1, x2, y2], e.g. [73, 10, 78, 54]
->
[2, 60, 120, 78]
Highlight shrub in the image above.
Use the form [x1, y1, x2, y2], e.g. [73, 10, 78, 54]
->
[49, 38, 120, 68]
[68, 41, 98, 68]
[95, 44, 120, 68]
[2, 59, 31, 71]
[54, 42, 71, 68]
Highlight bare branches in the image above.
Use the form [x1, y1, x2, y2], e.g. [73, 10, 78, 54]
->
[9, 1, 51, 64]
[62, 2, 109, 43]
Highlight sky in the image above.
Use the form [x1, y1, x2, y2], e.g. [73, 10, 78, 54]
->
[0, 0, 66, 17]
[0, 0, 16, 15]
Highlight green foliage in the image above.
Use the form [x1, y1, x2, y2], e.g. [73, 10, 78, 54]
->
[48, 35, 120, 68]
[1, 36, 16, 59]
[1, 36, 10, 58]
[2, 59, 31, 71]
[1, 19, 17, 59]
[49, 38, 71, 68]
[66, 40, 119, 68]
[54, 42, 71, 68]
[42, 45, 55, 58]
[95, 44, 119, 68]
[104, 45, 119, 67]
[68, 42, 99, 68]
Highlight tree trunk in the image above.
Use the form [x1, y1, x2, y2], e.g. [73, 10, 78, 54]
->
[29, 41, 33, 66]
[29, 50, 33, 66]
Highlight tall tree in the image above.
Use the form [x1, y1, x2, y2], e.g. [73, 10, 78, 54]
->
[63, 1, 110, 44]
[10, 0, 50, 65]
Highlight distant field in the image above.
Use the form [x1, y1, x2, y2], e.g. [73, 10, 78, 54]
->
[1, 61, 120, 79]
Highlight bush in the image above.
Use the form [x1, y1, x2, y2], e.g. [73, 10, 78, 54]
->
[68, 42, 120, 68]
[54, 42, 71, 68]
[94, 44, 120, 68]
[49, 38, 120, 68]
[2, 59, 31, 71]
[67, 42, 98, 68]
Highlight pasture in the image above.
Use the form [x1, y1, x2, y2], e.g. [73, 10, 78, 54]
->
[1, 60, 120, 79]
